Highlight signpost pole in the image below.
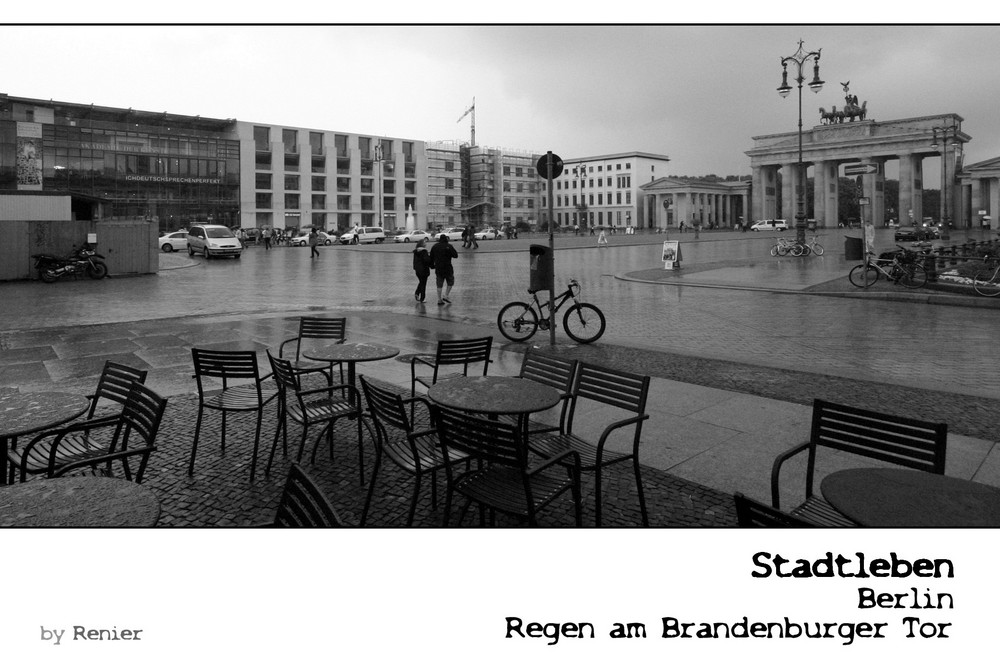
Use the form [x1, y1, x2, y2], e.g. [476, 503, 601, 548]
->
[546, 152, 556, 346]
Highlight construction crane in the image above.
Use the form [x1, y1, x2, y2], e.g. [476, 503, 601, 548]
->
[457, 97, 475, 146]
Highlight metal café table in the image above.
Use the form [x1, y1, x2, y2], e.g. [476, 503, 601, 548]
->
[302, 342, 400, 388]
[0, 476, 161, 527]
[821, 467, 1000, 527]
[426, 376, 562, 430]
[1, 391, 91, 485]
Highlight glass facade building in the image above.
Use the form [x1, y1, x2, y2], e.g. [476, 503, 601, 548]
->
[0, 94, 241, 231]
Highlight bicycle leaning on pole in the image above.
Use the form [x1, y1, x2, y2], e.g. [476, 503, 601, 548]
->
[497, 278, 606, 344]
[848, 245, 928, 289]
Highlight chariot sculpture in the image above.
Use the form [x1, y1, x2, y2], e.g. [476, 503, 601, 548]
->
[819, 81, 867, 124]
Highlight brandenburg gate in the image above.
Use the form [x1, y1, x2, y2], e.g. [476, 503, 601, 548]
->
[746, 111, 970, 228]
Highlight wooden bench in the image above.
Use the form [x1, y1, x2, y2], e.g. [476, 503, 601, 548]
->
[770, 399, 948, 526]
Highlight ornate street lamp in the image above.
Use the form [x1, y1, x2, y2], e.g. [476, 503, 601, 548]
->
[373, 140, 384, 230]
[777, 40, 824, 245]
[931, 125, 961, 235]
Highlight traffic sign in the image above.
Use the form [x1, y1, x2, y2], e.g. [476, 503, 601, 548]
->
[844, 164, 879, 175]
[536, 153, 564, 180]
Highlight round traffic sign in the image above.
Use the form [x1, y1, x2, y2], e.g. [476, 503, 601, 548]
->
[536, 153, 564, 180]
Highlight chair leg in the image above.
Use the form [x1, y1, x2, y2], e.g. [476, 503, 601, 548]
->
[356, 415, 365, 486]
[361, 447, 382, 527]
[407, 474, 421, 527]
[572, 469, 582, 527]
[220, 411, 227, 453]
[265, 412, 285, 477]
[633, 458, 649, 527]
[249, 408, 263, 482]
[188, 405, 205, 476]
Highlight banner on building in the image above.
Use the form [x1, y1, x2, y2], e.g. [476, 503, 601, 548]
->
[16, 122, 43, 191]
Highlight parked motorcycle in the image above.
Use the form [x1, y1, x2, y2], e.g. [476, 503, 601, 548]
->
[33, 245, 108, 283]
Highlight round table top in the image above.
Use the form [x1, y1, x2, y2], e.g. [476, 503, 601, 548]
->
[427, 376, 562, 416]
[0, 391, 90, 440]
[0, 476, 161, 527]
[303, 342, 400, 364]
[821, 467, 1000, 527]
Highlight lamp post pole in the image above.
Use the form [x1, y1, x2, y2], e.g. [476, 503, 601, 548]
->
[374, 141, 384, 231]
[777, 40, 824, 246]
[931, 125, 961, 236]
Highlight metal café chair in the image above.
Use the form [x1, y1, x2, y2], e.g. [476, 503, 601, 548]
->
[188, 348, 278, 483]
[266, 463, 345, 528]
[278, 316, 348, 384]
[410, 336, 493, 420]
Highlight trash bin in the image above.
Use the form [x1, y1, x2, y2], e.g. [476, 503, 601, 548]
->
[844, 236, 864, 261]
[529, 244, 552, 292]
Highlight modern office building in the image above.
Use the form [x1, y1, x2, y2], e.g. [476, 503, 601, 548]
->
[0, 93, 241, 230]
[542, 152, 672, 231]
[237, 122, 427, 234]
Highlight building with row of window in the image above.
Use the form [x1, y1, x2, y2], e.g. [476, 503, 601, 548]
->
[1, 93, 747, 238]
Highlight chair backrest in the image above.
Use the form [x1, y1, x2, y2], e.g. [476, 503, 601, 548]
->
[733, 493, 814, 528]
[273, 463, 344, 527]
[191, 348, 261, 393]
[55, 381, 167, 482]
[809, 399, 947, 473]
[431, 336, 493, 380]
[359, 375, 412, 434]
[434, 404, 524, 468]
[570, 362, 650, 415]
[294, 317, 346, 359]
[89, 361, 148, 417]
[267, 350, 301, 394]
[518, 349, 578, 395]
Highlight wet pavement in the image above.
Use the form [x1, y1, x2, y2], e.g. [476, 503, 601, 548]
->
[2, 228, 999, 526]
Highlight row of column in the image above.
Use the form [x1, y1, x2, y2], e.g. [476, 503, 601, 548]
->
[649, 191, 749, 228]
[753, 154, 937, 227]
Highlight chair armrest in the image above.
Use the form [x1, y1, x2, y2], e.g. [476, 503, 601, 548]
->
[21, 415, 119, 450]
[527, 449, 581, 476]
[401, 395, 435, 422]
[769, 440, 813, 510]
[52, 445, 155, 479]
[410, 354, 437, 372]
[297, 383, 357, 399]
[278, 337, 299, 358]
[592, 413, 649, 456]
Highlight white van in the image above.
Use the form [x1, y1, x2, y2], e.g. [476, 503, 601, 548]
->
[337, 226, 386, 245]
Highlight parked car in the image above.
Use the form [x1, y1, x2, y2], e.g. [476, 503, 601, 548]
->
[437, 227, 467, 242]
[894, 226, 931, 242]
[187, 224, 241, 259]
[750, 219, 789, 231]
[337, 226, 386, 245]
[393, 229, 432, 243]
[158, 231, 189, 253]
[289, 231, 333, 246]
[474, 227, 501, 240]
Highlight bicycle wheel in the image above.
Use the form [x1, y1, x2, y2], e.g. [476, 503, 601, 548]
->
[848, 264, 879, 288]
[769, 244, 779, 257]
[799, 243, 812, 256]
[899, 264, 927, 289]
[562, 303, 606, 344]
[812, 242, 824, 256]
[973, 269, 1000, 297]
[776, 244, 790, 256]
[789, 243, 804, 257]
[497, 301, 538, 342]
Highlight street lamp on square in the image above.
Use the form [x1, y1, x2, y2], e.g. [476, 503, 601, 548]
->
[777, 40, 824, 245]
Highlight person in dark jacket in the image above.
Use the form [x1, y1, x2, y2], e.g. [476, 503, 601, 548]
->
[428, 233, 458, 305]
[412, 238, 432, 302]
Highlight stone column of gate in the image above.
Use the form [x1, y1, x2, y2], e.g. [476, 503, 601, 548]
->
[781, 162, 796, 222]
[751, 165, 765, 221]
[813, 160, 827, 227]
[898, 153, 923, 225]
[822, 161, 839, 228]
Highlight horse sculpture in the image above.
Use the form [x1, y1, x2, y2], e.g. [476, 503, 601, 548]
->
[819, 100, 866, 124]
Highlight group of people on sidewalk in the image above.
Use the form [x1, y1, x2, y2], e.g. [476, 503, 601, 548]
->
[412, 234, 458, 305]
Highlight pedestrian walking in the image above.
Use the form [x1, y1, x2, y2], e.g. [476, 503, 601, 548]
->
[270, 228, 278, 247]
[461, 226, 469, 249]
[468, 224, 479, 249]
[574, 224, 580, 236]
[308, 228, 320, 258]
[412, 238, 432, 303]
[679, 220, 685, 233]
[597, 228, 608, 248]
[429, 233, 458, 305]
[263, 227, 272, 250]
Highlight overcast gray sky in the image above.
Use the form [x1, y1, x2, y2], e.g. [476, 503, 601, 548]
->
[3, 24, 999, 177]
